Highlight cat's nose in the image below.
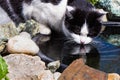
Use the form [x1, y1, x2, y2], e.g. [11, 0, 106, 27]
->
[79, 37, 92, 44]
[80, 40, 85, 44]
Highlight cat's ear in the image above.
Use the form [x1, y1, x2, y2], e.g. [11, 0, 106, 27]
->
[67, 6, 75, 12]
[95, 9, 108, 21]
[66, 6, 75, 20]
[94, 9, 108, 34]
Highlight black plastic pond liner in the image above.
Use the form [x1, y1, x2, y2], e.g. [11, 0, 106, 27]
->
[92, 37, 120, 73]
[102, 21, 120, 27]
[38, 51, 68, 72]
[36, 23, 120, 73]
[37, 36, 120, 73]
[92, 37, 120, 54]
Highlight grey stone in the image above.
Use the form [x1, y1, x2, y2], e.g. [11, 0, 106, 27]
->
[38, 70, 54, 80]
[53, 72, 61, 80]
[103, 34, 120, 46]
[7, 32, 39, 55]
[0, 22, 19, 53]
[96, 0, 120, 20]
[0, 22, 18, 39]
[47, 60, 60, 73]
[18, 20, 51, 36]
[4, 54, 46, 80]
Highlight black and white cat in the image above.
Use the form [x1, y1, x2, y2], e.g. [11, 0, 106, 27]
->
[0, 0, 67, 32]
[63, 0, 107, 44]
[0, 0, 106, 44]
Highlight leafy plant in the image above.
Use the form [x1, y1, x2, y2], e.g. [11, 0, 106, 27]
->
[87, 0, 99, 5]
[0, 56, 9, 80]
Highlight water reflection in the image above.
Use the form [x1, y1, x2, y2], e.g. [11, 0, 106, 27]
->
[92, 38, 120, 73]
[61, 42, 100, 69]
[34, 33, 120, 74]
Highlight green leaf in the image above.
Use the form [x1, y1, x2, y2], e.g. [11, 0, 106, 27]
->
[0, 56, 8, 80]
[87, 0, 98, 5]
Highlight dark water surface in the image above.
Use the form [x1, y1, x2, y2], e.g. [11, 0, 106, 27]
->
[35, 33, 120, 74]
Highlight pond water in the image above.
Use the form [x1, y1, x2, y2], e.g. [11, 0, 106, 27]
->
[35, 32, 120, 74]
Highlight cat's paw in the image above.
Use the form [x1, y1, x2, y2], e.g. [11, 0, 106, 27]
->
[39, 24, 51, 35]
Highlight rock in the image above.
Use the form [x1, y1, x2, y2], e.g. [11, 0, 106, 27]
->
[96, 0, 120, 20]
[0, 22, 19, 53]
[47, 60, 61, 73]
[37, 35, 51, 42]
[39, 71, 61, 80]
[53, 72, 61, 80]
[33, 34, 51, 46]
[19, 31, 31, 39]
[0, 41, 6, 53]
[7, 32, 39, 55]
[0, 22, 18, 39]
[18, 19, 51, 36]
[4, 54, 46, 80]
[38, 23, 51, 35]
[3, 54, 61, 80]
[108, 73, 120, 80]
[0, 19, 49, 54]
[58, 58, 107, 80]
[105, 34, 120, 46]
[0, 19, 51, 54]
[38, 70, 54, 80]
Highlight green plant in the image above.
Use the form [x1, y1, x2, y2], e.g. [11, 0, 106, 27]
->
[0, 56, 9, 80]
[87, 0, 99, 5]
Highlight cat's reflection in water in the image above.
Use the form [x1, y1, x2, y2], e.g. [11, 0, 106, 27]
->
[61, 42, 100, 69]
[34, 33, 100, 71]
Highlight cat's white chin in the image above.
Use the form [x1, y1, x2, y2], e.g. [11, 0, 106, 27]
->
[71, 33, 92, 44]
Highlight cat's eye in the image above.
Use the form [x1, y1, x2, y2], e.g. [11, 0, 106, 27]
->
[73, 26, 81, 34]
[88, 32, 97, 37]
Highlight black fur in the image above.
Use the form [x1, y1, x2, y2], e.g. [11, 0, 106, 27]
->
[0, 0, 24, 24]
[65, 0, 103, 38]
[68, 0, 94, 11]
[0, 0, 63, 25]
[41, 0, 62, 5]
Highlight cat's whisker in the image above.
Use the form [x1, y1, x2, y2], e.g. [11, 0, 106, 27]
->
[64, 38, 75, 44]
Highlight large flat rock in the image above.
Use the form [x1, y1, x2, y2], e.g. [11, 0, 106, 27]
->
[58, 58, 107, 80]
[4, 54, 46, 80]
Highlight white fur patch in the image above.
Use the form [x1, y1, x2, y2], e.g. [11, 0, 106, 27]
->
[67, 6, 75, 12]
[70, 21, 92, 44]
[80, 21, 89, 36]
[0, 7, 12, 24]
[71, 33, 92, 44]
[94, 9, 108, 14]
[70, 44, 91, 55]
[22, 0, 67, 30]
[22, 3, 34, 19]
[80, 45, 91, 54]
[62, 21, 92, 44]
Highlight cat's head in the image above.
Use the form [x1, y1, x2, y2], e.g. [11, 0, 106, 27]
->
[63, 7, 107, 44]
